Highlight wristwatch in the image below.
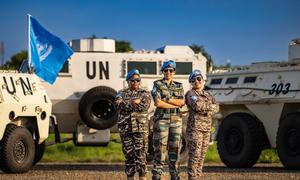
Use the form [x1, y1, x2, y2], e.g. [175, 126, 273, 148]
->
[166, 97, 170, 102]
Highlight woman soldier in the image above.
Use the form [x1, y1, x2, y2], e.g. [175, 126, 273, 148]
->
[115, 69, 151, 180]
[185, 70, 219, 180]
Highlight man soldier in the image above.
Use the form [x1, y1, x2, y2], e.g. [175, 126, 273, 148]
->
[115, 69, 151, 180]
[151, 60, 185, 180]
[185, 70, 219, 180]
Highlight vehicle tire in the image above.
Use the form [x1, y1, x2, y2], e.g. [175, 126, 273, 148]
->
[217, 113, 263, 168]
[276, 113, 300, 170]
[79, 86, 118, 130]
[0, 125, 35, 173]
[33, 141, 46, 165]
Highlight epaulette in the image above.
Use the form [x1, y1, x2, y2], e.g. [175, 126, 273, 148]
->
[173, 81, 183, 87]
[138, 88, 147, 93]
[154, 79, 163, 86]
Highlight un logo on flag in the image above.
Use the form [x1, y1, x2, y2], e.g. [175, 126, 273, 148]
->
[37, 41, 53, 61]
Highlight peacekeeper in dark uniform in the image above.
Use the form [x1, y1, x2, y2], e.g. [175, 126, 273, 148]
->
[115, 69, 152, 180]
[185, 70, 219, 180]
[151, 60, 185, 180]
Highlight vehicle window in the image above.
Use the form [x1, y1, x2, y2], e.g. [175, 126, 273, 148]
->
[175, 62, 192, 75]
[244, 76, 257, 83]
[127, 61, 156, 74]
[60, 61, 69, 73]
[210, 78, 222, 85]
[226, 77, 238, 84]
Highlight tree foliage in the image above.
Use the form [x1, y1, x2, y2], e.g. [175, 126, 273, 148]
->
[86, 35, 134, 53]
[190, 44, 214, 71]
[116, 40, 134, 52]
[213, 62, 232, 70]
[1, 50, 27, 70]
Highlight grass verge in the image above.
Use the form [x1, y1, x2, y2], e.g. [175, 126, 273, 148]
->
[43, 134, 279, 163]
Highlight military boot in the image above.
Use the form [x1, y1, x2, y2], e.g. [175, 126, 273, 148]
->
[170, 173, 180, 180]
[139, 176, 147, 180]
[127, 176, 135, 180]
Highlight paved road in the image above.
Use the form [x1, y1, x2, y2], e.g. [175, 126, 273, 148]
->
[0, 163, 299, 180]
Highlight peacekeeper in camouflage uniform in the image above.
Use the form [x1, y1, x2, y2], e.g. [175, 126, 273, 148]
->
[151, 60, 185, 180]
[185, 70, 219, 180]
[115, 69, 151, 180]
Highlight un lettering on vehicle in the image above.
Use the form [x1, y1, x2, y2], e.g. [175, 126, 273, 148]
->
[2, 76, 34, 96]
[86, 61, 109, 80]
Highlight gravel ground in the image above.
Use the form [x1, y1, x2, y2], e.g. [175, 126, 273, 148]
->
[0, 163, 300, 180]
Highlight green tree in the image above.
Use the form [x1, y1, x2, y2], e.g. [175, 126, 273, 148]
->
[190, 44, 214, 71]
[88, 34, 97, 39]
[85, 36, 134, 52]
[116, 40, 134, 52]
[1, 50, 27, 70]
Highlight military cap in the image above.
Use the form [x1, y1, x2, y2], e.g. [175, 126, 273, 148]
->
[161, 60, 176, 71]
[126, 69, 140, 81]
[189, 69, 203, 83]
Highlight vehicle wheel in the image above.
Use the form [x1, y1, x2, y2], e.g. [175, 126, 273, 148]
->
[79, 86, 118, 130]
[0, 125, 35, 173]
[33, 142, 46, 165]
[217, 113, 263, 168]
[276, 113, 300, 169]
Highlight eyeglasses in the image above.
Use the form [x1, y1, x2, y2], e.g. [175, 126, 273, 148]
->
[163, 69, 175, 73]
[191, 76, 203, 83]
[130, 78, 141, 83]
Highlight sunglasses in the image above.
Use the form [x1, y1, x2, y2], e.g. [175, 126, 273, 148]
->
[163, 69, 175, 73]
[191, 76, 203, 83]
[130, 78, 141, 83]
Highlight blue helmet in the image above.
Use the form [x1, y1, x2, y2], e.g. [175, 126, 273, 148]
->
[189, 69, 203, 83]
[161, 60, 176, 71]
[126, 69, 140, 81]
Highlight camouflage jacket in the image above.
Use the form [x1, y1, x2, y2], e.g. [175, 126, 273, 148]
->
[185, 89, 219, 132]
[115, 88, 151, 133]
[151, 79, 184, 118]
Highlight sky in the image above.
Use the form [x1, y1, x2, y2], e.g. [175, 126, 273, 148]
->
[0, 0, 300, 66]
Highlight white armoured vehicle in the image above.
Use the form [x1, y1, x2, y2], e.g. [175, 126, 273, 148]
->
[207, 38, 300, 169]
[42, 38, 207, 160]
[0, 71, 52, 173]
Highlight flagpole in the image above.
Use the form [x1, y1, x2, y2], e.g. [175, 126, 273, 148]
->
[27, 14, 32, 73]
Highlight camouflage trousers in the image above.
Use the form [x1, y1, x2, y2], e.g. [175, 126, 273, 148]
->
[120, 132, 148, 177]
[186, 131, 210, 180]
[152, 115, 182, 180]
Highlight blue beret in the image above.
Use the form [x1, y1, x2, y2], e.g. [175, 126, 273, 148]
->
[189, 70, 203, 83]
[126, 69, 140, 81]
[161, 60, 176, 71]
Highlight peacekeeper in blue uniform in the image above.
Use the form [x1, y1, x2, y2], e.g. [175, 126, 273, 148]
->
[151, 60, 185, 180]
[115, 69, 151, 180]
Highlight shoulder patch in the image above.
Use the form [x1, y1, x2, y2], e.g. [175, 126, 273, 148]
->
[190, 95, 198, 102]
[116, 91, 124, 98]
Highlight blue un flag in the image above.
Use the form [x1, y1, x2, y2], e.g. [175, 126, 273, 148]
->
[29, 15, 73, 84]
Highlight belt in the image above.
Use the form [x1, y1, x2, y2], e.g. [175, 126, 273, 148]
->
[161, 108, 180, 114]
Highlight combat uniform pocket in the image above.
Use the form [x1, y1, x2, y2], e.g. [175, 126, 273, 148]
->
[133, 113, 148, 132]
[170, 116, 182, 127]
[117, 120, 129, 134]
